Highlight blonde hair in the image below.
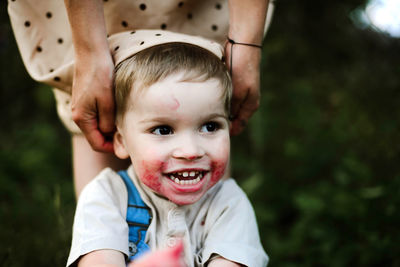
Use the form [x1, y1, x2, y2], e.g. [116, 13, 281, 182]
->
[114, 43, 232, 124]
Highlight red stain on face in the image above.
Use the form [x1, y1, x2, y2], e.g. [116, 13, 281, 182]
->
[164, 96, 180, 111]
[171, 97, 180, 110]
[138, 159, 165, 192]
[210, 160, 228, 184]
[141, 171, 162, 192]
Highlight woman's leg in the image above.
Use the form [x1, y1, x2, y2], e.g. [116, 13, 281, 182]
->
[72, 134, 130, 198]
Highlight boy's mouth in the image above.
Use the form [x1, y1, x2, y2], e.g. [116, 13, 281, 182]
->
[166, 170, 206, 185]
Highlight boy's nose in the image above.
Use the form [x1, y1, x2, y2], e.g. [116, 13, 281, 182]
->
[172, 134, 205, 160]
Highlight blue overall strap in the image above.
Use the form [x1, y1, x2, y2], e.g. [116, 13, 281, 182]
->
[118, 170, 152, 262]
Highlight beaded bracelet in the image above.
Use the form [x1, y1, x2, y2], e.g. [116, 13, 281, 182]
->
[227, 37, 263, 76]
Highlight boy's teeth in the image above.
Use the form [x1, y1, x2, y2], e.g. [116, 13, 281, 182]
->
[168, 171, 204, 185]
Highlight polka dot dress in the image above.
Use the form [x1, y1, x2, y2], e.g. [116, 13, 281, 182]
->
[7, 0, 274, 133]
[7, 0, 237, 93]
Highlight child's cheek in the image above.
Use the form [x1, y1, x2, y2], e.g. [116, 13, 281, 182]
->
[138, 159, 165, 192]
[210, 160, 228, 183]
[210, 142, 230, 183]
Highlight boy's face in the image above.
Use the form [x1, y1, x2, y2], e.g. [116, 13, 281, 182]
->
[114, 73, 230, 205]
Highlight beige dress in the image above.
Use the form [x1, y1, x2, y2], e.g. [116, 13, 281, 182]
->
[8, 0, 274, 132]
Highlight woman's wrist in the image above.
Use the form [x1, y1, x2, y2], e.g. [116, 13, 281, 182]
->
[228, 0, 268, 44]
[74, 44, 111, 63]
[228, 28, 265, 45]
[227, 37, 263, 48]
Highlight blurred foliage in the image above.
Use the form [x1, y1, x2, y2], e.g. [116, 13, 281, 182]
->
[0, 2, 74, 266]
[1, 0, 400, 266]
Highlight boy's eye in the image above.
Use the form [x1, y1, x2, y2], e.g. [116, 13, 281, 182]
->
[200, 122, 219, 133]
[152, 125, 173, 135]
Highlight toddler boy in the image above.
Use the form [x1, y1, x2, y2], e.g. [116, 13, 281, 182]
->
[67, 30, 268, 267]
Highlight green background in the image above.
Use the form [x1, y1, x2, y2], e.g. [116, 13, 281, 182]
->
[1, 0, 399, 266]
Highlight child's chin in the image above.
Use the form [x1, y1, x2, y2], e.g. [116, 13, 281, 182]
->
[169, 195, 203, 206]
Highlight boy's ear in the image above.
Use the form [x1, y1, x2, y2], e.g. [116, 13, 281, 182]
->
[113, 130, 130, 159]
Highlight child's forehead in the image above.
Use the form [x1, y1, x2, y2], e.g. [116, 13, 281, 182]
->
[128, 75, 226, 114]
[131, 73, 225, 103]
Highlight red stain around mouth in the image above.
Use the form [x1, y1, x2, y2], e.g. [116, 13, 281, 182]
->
[210, 160, 228, 183]
[139, 160, 166, 192]
[141, 171, 162, 192]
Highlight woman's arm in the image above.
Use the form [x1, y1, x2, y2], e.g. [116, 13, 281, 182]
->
[227, 0, 269, 135]
[64, 0, 115, 152]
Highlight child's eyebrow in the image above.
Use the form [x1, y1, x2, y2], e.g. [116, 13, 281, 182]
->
[201, 113, 229, 121]
[138, 113, 228, 124]
[138, 116, 176, 124]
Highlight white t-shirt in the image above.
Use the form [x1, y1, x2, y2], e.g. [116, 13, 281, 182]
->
[67, 166, 268, 267]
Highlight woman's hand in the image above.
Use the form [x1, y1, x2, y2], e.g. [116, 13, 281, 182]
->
[71, 52, 115, 153]
[227, 0, 268, 135]
[64, 0, 116, 152]
[225, 41, 262, 136]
